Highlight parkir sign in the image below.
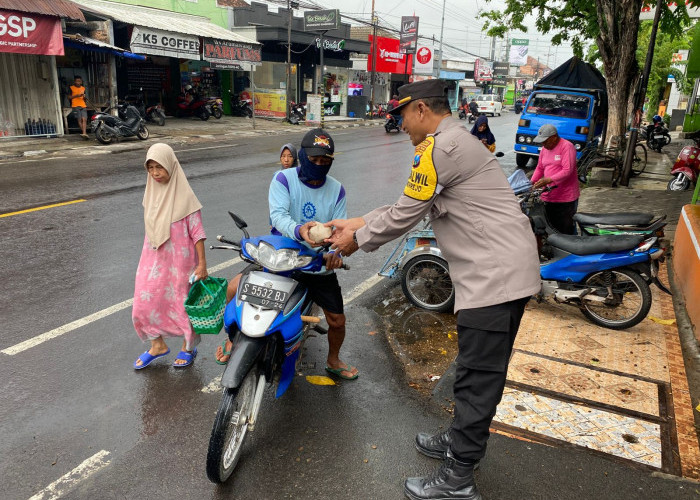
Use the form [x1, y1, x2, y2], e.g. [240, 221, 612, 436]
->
[0, 10, 63, 56]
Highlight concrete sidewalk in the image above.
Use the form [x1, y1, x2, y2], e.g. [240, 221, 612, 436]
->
[432, 142, 700, 482]
[0, 115, 383, 161]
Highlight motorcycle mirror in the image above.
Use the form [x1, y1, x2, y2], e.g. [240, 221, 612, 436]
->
[228, 211, 250, 238]
[495, 152, 504, 158]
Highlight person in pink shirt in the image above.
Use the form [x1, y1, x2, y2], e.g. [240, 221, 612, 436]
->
[530, 124, 580, 234]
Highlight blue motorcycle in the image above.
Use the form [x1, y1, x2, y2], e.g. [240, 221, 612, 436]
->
[206, 213, 340, 483]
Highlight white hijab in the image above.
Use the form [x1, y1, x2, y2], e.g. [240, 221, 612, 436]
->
[142, 143, 202, 249]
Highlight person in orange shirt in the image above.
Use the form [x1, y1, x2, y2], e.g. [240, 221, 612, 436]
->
[69, 76, 88, 139]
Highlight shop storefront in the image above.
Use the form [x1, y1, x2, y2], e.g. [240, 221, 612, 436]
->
[367, 35, 413, 106]
[0, 4, 85, 137]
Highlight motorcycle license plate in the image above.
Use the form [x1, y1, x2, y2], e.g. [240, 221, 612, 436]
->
[654, 135, 664, 139]
[240, 282, 288, 310]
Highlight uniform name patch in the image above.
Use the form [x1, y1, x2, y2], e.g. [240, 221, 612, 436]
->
[404, 136, 438, 201]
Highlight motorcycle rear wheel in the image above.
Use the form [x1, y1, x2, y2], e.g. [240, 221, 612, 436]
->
[400, 255, 455, 313]
[667, 173, 690, 191]
[580, 269, 651, 330]
[213, 107, 223, 119]
[137, 124, 149, 140]
[206, 368, 259, 483]
[95, 125, 112, 145]
[199, 108, 211, 121]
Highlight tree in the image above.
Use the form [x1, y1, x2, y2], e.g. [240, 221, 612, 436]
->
[481, 0, 698, 142]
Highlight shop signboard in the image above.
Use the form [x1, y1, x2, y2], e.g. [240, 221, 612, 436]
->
[473, 58, 493, 82]
[399, 16, 419, 54]
[306, 94, 323, 126]
[253, 90, 286, 118]
[493, 62, 509, 76]
[368, 35, 413, 74]
[130, 26, 200, 59]
[641, 1, 700, 19]
[0, 9, 63, 56]
[413, 44, 434, 75]
[303, 9, 340, 31]
[315, 37, 345, 52]
[203, 38, 261, 65]
[509, 38, 529, 66]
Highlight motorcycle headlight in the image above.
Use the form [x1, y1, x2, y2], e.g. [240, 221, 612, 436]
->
[244, 241, 313, 271]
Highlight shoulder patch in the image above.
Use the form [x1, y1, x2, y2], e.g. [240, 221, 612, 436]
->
[404, 136, 438, 201]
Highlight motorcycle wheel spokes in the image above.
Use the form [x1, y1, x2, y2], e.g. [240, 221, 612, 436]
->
[401, 255, 455, 313]
[580, 269, 651, 330]
[667, 174, 690, 191]
[206, 368, 259, 483]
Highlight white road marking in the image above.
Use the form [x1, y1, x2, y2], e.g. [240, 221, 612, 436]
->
[28, 450, 111, 500]
[201, 273, 385, 393]
[175, 144, 239, 153]
[1, 257, 243, 356]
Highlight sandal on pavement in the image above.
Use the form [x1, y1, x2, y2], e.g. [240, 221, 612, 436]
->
[215, 340, 232, 365]
[134, 348, 170, 370]
[173, 347, 197, 368]
[325, 364, 359, 380]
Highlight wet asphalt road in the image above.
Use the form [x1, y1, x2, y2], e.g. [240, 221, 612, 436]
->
[1, 116, 697, 499]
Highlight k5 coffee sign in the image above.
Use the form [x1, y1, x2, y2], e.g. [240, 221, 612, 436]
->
[203, 38, 261, 65]
[368, 35, 413, 74]
[131, 26, 200, 59]
[0, 10, 63, 56]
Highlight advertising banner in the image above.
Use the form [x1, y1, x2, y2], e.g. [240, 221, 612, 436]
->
[493, 62, 509, 76]
[399, 16, 419, 54]
[474, 59, 493, 82]
[413, 43, 434, 74]
[304, 9, 340, 31]
[0, 10, 63, 56]
[253, 90, 286, 118]
[306, 94, 323, 126]
[131, 26, 200, 59]
[509, 38, 529, 66]
[203, 38, 261, 65]
[641, 1, 700, 19]
[368, 35, 412, 74]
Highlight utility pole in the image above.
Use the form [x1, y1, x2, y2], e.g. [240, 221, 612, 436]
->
[319, 29, 325, 128]
[369, 0, 377, 119]
[621, 0, 664, 186]
[285, 0, 293, 122]
[436, 0, 446, 79]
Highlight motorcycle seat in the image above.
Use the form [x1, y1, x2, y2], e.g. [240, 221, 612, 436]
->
[573, 212, 654, 226]
[124, 117, 140, 128]
[548, 233, 644, 255]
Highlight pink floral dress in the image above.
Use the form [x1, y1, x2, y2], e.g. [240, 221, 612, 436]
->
[132, 211, 206, 350]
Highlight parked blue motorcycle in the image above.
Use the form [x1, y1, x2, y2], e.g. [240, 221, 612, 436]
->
[206, 212, 341, 483]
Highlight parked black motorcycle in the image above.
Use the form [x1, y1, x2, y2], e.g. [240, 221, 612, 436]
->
[385, 114, 401, 133]
[229, 90, 253, 118]
[646, 117, 671, 153]
[91, 103, 149, 145]
[288, 101, 305, 124]
[123, 92, 166, 126]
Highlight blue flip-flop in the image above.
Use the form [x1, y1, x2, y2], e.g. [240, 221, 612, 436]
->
[134, 348, 170, 370]
[173, 347, 197, 368]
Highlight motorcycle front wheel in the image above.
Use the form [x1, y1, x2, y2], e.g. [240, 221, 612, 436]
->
[154, 112, 165, 126]
[137, 124, 149, 140]
[580, 269, 651, 330]
[213, 107, 223, 119]
[400, 255, 455, 313]
[199, 108, 211, 121]
[206, 368, 260, 483]
[95, 124, 112, 145]
[244, 107, 253, 118]
[667, 173, 691, 191]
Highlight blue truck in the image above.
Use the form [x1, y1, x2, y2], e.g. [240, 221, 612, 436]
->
[514, 58, 608, 169]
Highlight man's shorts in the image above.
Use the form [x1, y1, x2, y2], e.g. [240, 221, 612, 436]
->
[73, 107, 87, 120]
[292, 271, 344, 315]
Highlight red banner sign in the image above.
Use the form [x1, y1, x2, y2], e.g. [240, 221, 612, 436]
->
[368, 35, 413, 74]
[203, 38, 261, 64]
[0, 10, 63, 56]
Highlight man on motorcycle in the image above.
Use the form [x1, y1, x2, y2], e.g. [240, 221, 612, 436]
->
[216, 129, 358, 380]
[468, 98, 479, 117]
[388, 94, 402, 127]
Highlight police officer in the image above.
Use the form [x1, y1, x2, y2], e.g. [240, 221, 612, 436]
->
[327, 79, 540, 500]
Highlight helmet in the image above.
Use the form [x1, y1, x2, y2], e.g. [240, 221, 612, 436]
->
[652, 115, 662, 123]
[184, 84, 193, 91]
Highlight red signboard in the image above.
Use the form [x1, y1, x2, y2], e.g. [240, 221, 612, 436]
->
[0, 10, 63, 56]
[368, 35, 413, 74]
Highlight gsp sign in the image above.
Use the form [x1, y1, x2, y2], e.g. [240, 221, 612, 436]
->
[0, 10, 63, 56]
[130, 26, 200, 59]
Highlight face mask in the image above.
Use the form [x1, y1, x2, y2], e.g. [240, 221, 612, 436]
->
[298, 148, 331, 183]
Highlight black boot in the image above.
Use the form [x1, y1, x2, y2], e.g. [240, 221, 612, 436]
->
[415, 431, 480, 470]
[404, 449, 482, 500]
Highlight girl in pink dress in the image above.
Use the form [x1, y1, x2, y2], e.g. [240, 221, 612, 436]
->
[132, 143, 208, 369]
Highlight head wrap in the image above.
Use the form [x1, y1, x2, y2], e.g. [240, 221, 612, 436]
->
[279, 143, 298, 168]
[142, 143, 202, 249]
[298, 148, 332, 184]
[471, 115, 496, 145]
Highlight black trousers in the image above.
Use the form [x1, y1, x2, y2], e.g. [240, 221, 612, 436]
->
[544, 200, 578, 235]
[450, 296, 530, 461]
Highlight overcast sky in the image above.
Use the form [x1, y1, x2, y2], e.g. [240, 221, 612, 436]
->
[257, 0, 575, 68]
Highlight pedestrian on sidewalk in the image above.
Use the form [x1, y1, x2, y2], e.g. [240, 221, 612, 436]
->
[68, 76, 89, 139]
[132, 143, 208, 370]
[326, 79, 540, 500]
[530, 124, 580, 235]
[279, 143, 298, 169]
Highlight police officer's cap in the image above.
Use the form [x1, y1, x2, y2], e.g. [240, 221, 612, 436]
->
[389, 79, 449, 115]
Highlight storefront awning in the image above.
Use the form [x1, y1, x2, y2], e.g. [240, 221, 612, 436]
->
[71, 0, 259, 46]
[63, 34, 146, 60]
[3, 0, 84, 21]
